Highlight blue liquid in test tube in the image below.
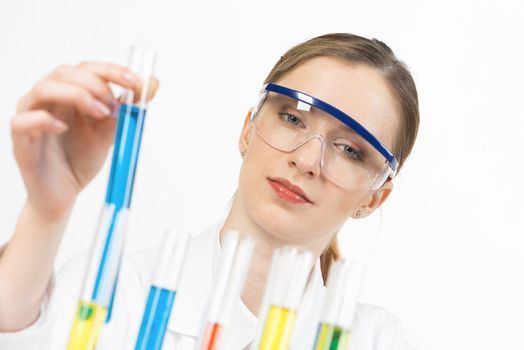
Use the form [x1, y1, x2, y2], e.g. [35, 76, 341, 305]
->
[92, 103, 147, 320]
[134, 230, 189, 350]
[135, 287, 176, 350]
[67, 47, 157, 350]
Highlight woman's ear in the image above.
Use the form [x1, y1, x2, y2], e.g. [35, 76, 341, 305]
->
[352, 180, 394, 219]
[239, 109, 254, 157]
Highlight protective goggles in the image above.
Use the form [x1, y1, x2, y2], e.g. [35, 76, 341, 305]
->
[250, 83, 398, 191]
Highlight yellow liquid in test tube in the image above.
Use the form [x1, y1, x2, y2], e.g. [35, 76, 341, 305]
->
[258, 305, 297, 350]
[67, 301, 107, 350]
[315, 324, 334, 350]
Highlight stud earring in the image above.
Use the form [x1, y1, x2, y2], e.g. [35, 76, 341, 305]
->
[356, 210, 362, 218]
[241, 151, 246, 158]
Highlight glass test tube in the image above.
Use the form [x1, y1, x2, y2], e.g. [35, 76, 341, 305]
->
[198, 231, 254, 350]
[134, 230, 189, 350]
[312, 260, 365, 350]
[66, 46, 157, 350]
[251, 247, 313, 350]
[314, 324, 350, 350]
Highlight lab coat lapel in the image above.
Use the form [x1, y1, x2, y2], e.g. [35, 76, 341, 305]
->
[222, 284, 259, 350]
[167, 223, 221, 338]
[290, 259, 325, 349]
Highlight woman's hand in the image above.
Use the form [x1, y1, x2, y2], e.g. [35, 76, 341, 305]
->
[0, 62, 159, 331]
[11, 62, 141, 221]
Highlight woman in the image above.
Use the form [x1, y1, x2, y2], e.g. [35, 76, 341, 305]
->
[0, 33, 419, 349]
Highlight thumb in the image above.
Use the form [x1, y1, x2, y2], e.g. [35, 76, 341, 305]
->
[120, 77, 160, 104]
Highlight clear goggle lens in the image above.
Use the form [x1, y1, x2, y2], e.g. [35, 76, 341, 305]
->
[252, 91, 394, 191]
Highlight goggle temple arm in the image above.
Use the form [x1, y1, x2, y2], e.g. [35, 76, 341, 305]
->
[249, 91, 269, 122]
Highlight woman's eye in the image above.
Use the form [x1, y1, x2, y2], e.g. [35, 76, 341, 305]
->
[337, 143, 363, 161]
[279, 112, 305, 128]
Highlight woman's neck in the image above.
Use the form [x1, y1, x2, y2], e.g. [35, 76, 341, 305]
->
[219, 194, 330, 316]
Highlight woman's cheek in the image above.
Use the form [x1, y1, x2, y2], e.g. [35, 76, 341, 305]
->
[324, 187, 361, 220]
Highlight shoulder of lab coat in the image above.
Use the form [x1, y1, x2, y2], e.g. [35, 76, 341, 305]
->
[351, 303, 419, 350]
[288, 263, 417, 350]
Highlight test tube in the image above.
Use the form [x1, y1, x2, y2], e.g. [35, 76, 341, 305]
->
[67, 46, 157, 350]
[312, 260, 365, 350]
[251, 247, 313, 350]
[134, 230, 189, 350]
[198, 231, 255, 350]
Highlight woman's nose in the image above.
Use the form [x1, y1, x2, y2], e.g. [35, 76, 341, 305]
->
[288, 136, 324, 178]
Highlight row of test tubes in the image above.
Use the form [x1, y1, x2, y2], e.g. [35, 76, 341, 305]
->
[64, 46, 365, 350]
[131, 231, 364, 350]
[252, 248, 364, 350]
[69, 217, 364, 350]
[111, 229, 365, 350]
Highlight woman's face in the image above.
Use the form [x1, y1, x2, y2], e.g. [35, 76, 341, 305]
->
[237, 56, 400, 247]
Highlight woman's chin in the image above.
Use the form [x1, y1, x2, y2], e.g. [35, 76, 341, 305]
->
[247, 203, 316, 244]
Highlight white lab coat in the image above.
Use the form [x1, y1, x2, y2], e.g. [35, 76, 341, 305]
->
[0, 222, 417, 349]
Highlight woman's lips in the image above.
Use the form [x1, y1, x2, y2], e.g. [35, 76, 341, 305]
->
[267, 177, 312, 204]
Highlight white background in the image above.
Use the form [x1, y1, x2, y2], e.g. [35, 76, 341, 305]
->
[1, 0, 523, 349]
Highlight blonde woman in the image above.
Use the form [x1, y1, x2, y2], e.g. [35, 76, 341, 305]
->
[0, 33, 419, 349]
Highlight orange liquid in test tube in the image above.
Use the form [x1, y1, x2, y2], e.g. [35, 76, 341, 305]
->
[200, 323, 223, 350]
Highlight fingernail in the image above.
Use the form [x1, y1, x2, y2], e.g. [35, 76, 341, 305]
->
[123, 72, 139, 84]
[93, 100, 111, 117]
[53, 120, 68, 131]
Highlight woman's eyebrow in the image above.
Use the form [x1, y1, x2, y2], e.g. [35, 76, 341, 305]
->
[336, 123, 357, 134]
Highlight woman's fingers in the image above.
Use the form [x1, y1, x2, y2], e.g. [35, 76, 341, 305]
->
[77, 61, 159, 103]
[47, 64, 116, 107]
[20, 80, 112, 119]
[11, 110, 68, 139]
[17, 62, 159, 119]
[77, 61, 140, 88]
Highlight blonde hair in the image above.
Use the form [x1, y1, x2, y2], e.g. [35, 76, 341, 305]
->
[262, 33, 420, 282]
